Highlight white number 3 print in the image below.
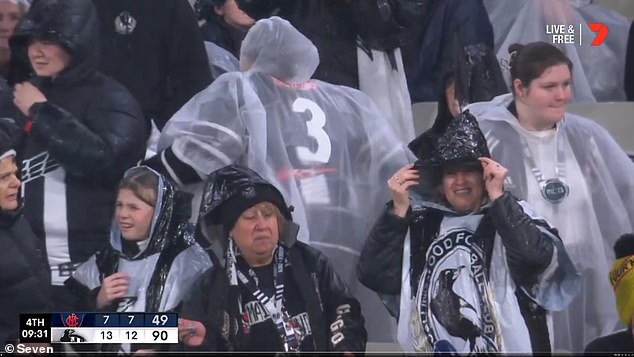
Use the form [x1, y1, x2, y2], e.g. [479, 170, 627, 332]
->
[292, 97, 332, 164]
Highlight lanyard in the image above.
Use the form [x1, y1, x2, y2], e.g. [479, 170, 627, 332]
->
[236, 245, 299, 352]
[519, 128, 570, 204]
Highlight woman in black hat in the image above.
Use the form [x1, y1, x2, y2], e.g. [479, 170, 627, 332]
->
[358, 111, 579, 354]
[177, 164, 366, 353]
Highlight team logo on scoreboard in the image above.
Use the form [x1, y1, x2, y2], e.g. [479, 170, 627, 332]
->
[58, 329, 87, 343]
[62, 313, 85, 328]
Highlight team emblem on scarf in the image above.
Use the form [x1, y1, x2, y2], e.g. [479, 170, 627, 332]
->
[412, 230, 500, 353]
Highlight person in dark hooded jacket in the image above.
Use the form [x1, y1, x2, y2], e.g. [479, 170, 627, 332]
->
[0, 0, 146, 311]
[0, 130, 50, 345]
[358, 112, 580, 353]
[400, 0, 506, 104]
[65, 166, 212, 354]
[177, 165, 366, 352]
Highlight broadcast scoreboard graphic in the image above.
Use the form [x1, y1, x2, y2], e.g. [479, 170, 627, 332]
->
[20, 312, 178, 344]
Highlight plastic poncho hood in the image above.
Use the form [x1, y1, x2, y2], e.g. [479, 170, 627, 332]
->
[240, 16, 319, 83]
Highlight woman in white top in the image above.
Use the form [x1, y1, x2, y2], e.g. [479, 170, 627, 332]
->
[467, 41, 634, 353]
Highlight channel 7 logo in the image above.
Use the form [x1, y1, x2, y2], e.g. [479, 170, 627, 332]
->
[588, 23, 608, 46]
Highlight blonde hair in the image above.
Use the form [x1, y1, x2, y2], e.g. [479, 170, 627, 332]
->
[118, 170, 158, 207]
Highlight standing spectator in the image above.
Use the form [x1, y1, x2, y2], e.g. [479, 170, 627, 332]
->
[0, 0, 147, 311]
[358, 112, 579, 353]
[467, 41, 634, 352]
[584, 234, 634, 353]
[0, 0, 28, 79]
[147, 17, 414, 342]
[65, 166, 212, 354]
[178, 165, 367, 352]
[92, 0, 213, 133]
[0, 137, 50, 345]
[233, 0, 416, 142]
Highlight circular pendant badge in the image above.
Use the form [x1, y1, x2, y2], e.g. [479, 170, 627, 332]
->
[541, 178, 569, 204]
[114, 11, 137, 35]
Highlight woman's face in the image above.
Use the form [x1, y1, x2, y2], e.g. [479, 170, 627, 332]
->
[441, 167, 485, 213]
[230, 201, 280, 266]
[514, 63, 572, 130]
[115, 188, 154, 242]
[27, 39, 72, 78]
[0, 0, 21, 50]
[0, 155, 19, 211]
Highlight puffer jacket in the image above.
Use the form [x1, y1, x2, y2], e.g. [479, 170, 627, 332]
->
[0, 0, 146, 272]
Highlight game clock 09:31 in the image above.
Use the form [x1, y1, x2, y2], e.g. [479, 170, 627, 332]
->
[19, 314, 51, 343]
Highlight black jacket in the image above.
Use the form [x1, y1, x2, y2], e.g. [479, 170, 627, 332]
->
[92, 0, 212, 130]
[181, 241, 367, 352]
[0, 0, 146, 274]
[0, 208, 51, 345]
[585, 329, 634, 354]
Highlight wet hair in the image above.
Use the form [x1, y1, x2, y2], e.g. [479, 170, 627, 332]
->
[508, 42, 573, 96]
[118, 170, 158, 208]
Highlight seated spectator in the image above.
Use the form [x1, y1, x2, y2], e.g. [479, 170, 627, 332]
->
[0, 137, 50, 345]
[0, 0, 147, 311]
[584, 233, 634, 353]
[147, 16, 413, 342]
[178, 164, 367, 352]
[65, 166, 212, 354]
[358, 112, 579, 353]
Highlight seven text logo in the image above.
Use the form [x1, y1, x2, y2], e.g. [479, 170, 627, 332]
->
[588, 23, 608, 46]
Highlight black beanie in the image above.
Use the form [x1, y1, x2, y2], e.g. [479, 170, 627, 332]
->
[219, 183, 288, 232]
[614, 234, 634, 259]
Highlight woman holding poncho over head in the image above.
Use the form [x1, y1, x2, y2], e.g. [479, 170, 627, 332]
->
[358, 111, 579, 353]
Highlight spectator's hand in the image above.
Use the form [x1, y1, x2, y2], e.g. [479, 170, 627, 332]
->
[178, 318, 206, 347]
[479, 157, 507, 201]
[387, 163, 419, 218]
[96, 272, 129, 309]
[13, 82, 47, 116]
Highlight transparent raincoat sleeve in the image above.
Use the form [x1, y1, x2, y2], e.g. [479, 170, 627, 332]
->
[157, 72, 254, 180]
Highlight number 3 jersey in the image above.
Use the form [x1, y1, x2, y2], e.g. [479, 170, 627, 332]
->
[154, 17, 414, 341]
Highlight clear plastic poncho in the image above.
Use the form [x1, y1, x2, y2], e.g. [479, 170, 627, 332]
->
[467, 93, 634, 352]
[71, 166, 213, 313]
[483, 0, 629, 102]
[157, 16, 415, 342]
